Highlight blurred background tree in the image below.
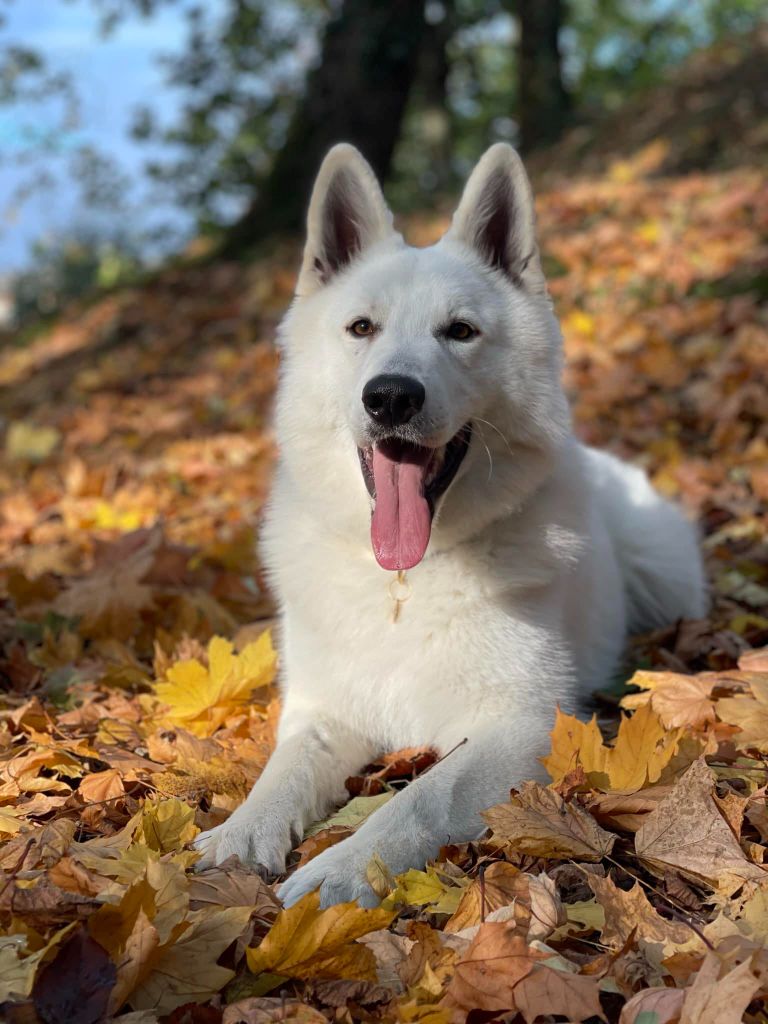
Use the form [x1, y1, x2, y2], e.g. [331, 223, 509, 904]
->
[0, 0, 766, 320]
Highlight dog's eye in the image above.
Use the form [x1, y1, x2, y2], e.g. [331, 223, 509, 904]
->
[445, 321, 476, 341]
[348, 318, 375, 337]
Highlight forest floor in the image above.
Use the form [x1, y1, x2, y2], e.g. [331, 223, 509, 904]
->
[0, 140, 767, 1024]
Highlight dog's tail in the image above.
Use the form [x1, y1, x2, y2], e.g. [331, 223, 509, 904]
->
[585, 447, 708, 633]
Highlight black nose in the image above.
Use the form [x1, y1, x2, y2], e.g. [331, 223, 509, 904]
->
[362, 374, 426, 429]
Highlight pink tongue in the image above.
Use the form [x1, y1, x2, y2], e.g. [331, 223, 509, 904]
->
[371, 445, 432, 570]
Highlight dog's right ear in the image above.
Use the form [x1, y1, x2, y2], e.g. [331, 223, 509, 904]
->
[297, 144, 397, 295]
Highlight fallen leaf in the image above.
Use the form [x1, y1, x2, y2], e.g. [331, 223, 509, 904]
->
[246, 891, 394, 982]
[6, 421, 61, 461]
[130, 906, 253, 1015]
[441, 923, 546, 1013]
[188, 857, 280, 915]
[108, 908, 161, 1014]
[223, 998, 328, 1023]
[543, 704, 680, 791]
[32, 927, 116, 1024]
[135, 796, 199, 853]
[587, 874, 692, 953]
[445, 861, 522, 932]
[483, 781, 616, 861]
[153, 632, 276, 736]
[619, 986, 685, 1024]
[514, 964, 604, 1023]
[383, 865, 469, 915]
[635, 759, 765, 890]
[624, 670, 717, 729]
[306, 792, 393, 835]
[679, 950, 762, 1024]
[717, 672, 768, 752]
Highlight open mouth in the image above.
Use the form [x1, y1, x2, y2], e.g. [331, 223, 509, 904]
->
[357, 425, 471, 571]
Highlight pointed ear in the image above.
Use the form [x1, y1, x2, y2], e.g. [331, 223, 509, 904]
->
[445, 143, 543, 291]
[297, 143, 397, 295]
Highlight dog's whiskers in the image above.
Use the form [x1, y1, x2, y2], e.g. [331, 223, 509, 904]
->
[475, 423, 495, 483]
[473, 416, 514, 455]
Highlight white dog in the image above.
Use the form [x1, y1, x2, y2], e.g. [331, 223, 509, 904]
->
[195, 143, 706, 906]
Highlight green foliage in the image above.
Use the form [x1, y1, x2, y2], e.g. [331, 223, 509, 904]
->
[12, 231, 143, 327]
[568, 0, 767, 111]
[130, 0, 328, 227]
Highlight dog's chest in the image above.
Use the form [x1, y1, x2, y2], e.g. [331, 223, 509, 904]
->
[275, 549, 526, 749]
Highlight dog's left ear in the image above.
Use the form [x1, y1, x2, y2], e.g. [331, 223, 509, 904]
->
[297, 143, 398, 295]
[445, 143, 544, 292]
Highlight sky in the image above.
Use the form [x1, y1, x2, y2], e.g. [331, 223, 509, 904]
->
[0, 0, 227, 273]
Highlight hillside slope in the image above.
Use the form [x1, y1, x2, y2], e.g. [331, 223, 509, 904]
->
[1, 44, 768, 1023]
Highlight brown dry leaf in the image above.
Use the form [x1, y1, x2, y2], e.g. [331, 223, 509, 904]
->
[445, 861, 522, 932]
[717, 672, 768, 751]
[738, 647, 768, 671]
[587, 874, 692, 953]
[89, 855, 189, 954]
[357, 928, 414, 992]
[108, 907, 161, 1014]
[624, 670, 717, 729]
[635, 759, 766, 890]
[188, 857, 280, 915]
[78, 768, 126, 804]
[483, 781, 616, 861]
[0, 925, 77, 1002]
[53, 528, 161, 640]
[245, 891, 394, 982]
[223, 998, 328, 1023]
[294, 826, 352, 867]
[679, 950, 762, 1024]
[441, 923, 546, 1014]
[513, 965, 604, 1024]
[619, 986, 685, 1024]
[589, 784, 674, 832]
[130, 905, 253, 1015]
[445, 866, 564, 943]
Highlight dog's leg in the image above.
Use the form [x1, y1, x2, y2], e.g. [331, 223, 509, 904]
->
[193, 712, 374, 874]
[278, 716, 553, 907]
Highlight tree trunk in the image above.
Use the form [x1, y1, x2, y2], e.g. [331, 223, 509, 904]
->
[221, 0, 426, 254]
[517, 0, 569, 151]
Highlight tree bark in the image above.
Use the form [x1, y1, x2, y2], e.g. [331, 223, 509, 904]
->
[517, 0, 569, 151]
[221, 0, 426, 254]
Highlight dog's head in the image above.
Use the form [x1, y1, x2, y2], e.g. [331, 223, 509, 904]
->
[276, 143, 570, 570]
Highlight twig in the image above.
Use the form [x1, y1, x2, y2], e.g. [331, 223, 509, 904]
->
[423, 737, 469, 775]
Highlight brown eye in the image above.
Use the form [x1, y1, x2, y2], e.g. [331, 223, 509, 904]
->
[348, 318, 375, 337]
[446, 321, 476, 341]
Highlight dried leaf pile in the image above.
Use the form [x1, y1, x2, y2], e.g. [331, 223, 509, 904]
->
[0, 144, 767, 1022]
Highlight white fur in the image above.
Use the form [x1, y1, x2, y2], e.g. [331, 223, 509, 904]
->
[194, 143, 707, 905]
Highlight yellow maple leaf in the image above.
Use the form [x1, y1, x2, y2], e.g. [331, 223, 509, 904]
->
[246, 890, 394, 982]
[541, 710, 609, 789]
[135, 797, 199, 853]
[542, 704, 680, 792]
[382, 865, 469, 915]
[154, 630, 277, 736]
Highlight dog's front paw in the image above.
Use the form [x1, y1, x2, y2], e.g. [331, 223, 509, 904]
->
[278, 836, 379, 909]
[193, 810, 292, 875]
